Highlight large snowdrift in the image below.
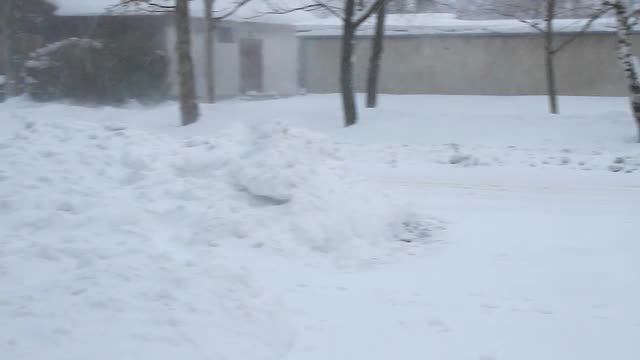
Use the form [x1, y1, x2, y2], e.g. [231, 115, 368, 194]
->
[0, 101, 425, 360]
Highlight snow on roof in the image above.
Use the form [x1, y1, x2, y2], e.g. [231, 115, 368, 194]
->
[296, 12, 620, 37]
[48, 0, 319, 24]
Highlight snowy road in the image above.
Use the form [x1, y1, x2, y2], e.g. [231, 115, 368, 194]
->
[276, 166, 640, 360]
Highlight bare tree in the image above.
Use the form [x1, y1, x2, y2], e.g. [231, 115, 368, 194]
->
[602, 0, 640, 142]
[117, 0, 253, 106]
[259, 0, 387, 126]
[366, 1, 387, 108]
[203, 0, 253, 104]
[175, 0, 199, 125]
[458, 0, 602, 19]
[340, 0, 389, 125]
[483, 0, 608, 114]
[341, 0, 360, 125]
[544, 0, 560, 114]
[204, 0, 216, 104]
[114, 0, 198, 124]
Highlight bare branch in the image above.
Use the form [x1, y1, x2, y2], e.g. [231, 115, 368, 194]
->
[115, 0, 176, 10]
[354, 0, 389, 28]
[215, 0, 254, 20]
[516, 18, 546, 33]
[246, 1, 343, 21]
[480, 3, 546, 33]
[552, 6, 612, 54]
[109, 0, 257, 18]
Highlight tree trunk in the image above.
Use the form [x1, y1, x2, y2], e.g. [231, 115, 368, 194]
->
[544, 48, 559, 115]
[366, 1, 386, 108]
[340, 0, 357, 127]
[204, 0, 216, 104]
[544, 0, 559, 114]
[2, 0, 18, 98]
[175, 0, 199, 125]
[611, 0, 640, 142]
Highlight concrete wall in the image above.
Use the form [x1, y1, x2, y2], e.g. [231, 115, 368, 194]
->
[167, 19, 299, 99]
[300, 32, 640, 96]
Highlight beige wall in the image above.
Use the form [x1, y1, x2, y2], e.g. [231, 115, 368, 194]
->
[300, 32, 640, 96]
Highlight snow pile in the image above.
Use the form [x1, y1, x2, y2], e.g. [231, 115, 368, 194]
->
[0, 119, 293, 360]
[196, 122, 422, 256]
[0, 112, 424, 359]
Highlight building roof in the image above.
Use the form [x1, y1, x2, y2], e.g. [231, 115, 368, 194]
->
[296, 12, 621, 37]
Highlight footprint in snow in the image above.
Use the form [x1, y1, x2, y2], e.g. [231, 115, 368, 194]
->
[427, 318, 452, 333]
[534, 308, 553, 315]
[479, 355, 497, 360]
[481, 303, 500, 310]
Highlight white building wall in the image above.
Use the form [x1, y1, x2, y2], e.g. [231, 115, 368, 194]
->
[166, 19, 298, 100]
[262, 30, 299, 96]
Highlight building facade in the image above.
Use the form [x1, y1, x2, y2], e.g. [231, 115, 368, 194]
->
[299, 29, 637, 97]
[2, 12, 300, 102]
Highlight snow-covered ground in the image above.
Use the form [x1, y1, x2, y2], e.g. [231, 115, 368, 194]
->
[1, 95, 639, 360]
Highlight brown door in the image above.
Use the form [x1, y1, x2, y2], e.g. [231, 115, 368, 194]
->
[239, 39, 263, 94]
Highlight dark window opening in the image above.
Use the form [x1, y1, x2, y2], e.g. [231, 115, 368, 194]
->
[217, 27, 234, 43]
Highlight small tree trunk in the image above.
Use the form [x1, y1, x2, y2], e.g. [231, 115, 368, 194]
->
[366, 2, 386, 108]
[204, 0, 216, 104]
[340, 0, 357, 127]
[545, 49, 559, 114]
[175, 0, 199, 126]
[544, 0, 559, 114]
[2, 0, 18, 98]
[611, 0, 640, 142]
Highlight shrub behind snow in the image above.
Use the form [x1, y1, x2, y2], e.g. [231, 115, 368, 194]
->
[25, 37, 167, 104]
[25, 38, 108, 103]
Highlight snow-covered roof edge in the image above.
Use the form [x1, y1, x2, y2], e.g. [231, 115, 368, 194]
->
[296, 13, 624, 37]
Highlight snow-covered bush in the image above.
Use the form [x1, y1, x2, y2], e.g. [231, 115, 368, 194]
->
[25, 38, 108, 103]
[24, 37, 167, 104]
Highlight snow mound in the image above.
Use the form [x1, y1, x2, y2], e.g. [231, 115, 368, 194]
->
[233, 123, 338, 203]
[0, 115, 425, 360]
[205, 122, 426, 256]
